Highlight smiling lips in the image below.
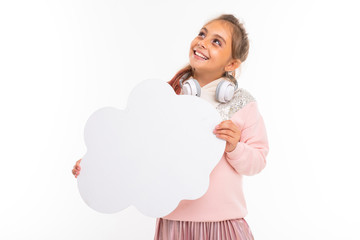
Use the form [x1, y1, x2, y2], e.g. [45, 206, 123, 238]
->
[193, 49, 209, 60]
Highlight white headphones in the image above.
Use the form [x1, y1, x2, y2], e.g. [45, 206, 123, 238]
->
[179, 71, 238, 103]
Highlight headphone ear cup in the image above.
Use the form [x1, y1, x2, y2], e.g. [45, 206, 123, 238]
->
[182, 79, 201, 97]
[215, 80, 236, 103]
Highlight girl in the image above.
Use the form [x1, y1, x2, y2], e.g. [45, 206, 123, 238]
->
[72, 14, 269, 240]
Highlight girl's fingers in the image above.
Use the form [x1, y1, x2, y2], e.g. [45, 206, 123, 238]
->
[73, 170, 80, 177]
[72, 159, 82, 178]
[216, 123, 238, 134]
[215, 132, 236, 141]
[75, 160, 81, 168]
[214, 129, 237, 138]
[72, 166, 81, 175]
[214, 129, 236, 139]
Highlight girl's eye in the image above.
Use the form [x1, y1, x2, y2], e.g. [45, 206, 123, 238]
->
[197, 31, 221, 46]
[213, 39, 221, 46]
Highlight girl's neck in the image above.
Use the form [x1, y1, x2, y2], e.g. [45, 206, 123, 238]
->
[193, 70, 223, 88]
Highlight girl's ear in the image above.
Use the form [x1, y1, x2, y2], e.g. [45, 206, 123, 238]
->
[225, 59, 241, 72]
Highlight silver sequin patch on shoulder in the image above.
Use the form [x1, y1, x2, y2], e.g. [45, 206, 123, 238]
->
[215, 88, 256, 121]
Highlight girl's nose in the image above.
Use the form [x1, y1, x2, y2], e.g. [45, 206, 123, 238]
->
[197, 39, 207, 49]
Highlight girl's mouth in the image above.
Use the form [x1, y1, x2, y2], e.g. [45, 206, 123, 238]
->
[193, 50, 209, 60]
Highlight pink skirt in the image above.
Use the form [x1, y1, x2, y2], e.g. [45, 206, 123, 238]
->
[154, 217, 255, 240]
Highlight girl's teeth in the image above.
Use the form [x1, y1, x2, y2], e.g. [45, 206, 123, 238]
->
[195, 51, 207, 60]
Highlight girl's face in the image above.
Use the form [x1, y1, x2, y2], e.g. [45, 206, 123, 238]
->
[189, 20, 238, 76]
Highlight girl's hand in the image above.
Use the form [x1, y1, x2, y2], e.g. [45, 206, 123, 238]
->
[213, 120, 241, 152]
[72, 159, 82, 178]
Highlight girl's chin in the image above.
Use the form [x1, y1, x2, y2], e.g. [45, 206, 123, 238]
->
[189, 66, 212, 74]
[190, 63, 211, 72]
[189, 59, 210, 67]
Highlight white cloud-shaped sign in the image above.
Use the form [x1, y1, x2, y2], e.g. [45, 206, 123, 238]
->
[77, 79, 226, 218]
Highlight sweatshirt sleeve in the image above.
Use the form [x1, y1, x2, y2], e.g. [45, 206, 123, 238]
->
[224, 101, 269, 176]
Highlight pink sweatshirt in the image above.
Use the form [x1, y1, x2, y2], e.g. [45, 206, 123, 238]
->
[161, 84, 269, 222]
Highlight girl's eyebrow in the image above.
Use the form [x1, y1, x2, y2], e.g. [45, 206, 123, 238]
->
[200, 27, 227, 45]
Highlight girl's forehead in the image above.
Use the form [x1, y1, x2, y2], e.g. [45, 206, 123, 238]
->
[203, 20, 232, 40]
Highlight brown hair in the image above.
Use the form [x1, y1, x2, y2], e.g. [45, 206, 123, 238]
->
[167, 14, 250, 94]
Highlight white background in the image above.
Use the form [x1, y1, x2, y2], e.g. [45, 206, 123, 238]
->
[1, 0, 359, 239]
